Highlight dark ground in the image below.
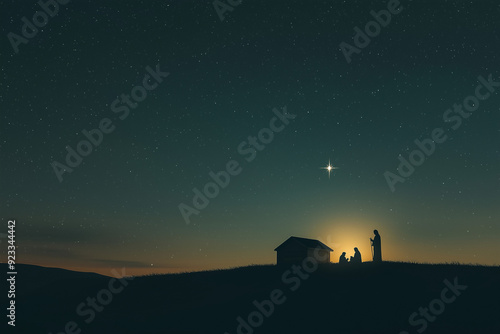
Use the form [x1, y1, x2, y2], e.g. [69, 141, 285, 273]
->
[3, 262, 500, 333]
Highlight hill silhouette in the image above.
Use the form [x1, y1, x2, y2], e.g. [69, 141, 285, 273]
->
[5, 262, 500, 333]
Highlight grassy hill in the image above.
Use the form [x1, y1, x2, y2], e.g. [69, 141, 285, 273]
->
[4, 262, 500, 333]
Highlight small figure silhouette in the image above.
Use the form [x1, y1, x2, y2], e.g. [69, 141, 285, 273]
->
[350, 247, 362, 264]
[339, 252, 348, 264]
[370, 230, 382, 262]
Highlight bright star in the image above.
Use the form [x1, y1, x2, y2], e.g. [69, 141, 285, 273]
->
[321, 159, 339, 178]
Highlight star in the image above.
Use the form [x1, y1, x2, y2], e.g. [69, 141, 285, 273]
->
[320, 159, 339, 178]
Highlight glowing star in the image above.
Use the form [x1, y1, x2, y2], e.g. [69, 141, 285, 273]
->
[321, 159, 339, 178]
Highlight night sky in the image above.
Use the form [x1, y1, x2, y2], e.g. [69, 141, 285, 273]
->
[1, 0, 499, 276]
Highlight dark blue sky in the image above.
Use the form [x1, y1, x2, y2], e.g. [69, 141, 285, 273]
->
[1, 0, 499, 275]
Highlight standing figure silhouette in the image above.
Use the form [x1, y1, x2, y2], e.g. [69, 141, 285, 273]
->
[371, 230, 382, 262]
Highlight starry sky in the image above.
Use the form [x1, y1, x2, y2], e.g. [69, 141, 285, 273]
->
[1, 0, 499, 276]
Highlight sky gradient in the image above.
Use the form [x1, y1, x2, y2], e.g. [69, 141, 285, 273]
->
[1, 0, 499, 276]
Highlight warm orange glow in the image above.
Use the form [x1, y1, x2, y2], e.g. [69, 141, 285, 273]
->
[313, 217, 387, 263]
[312, 214, 499, 266]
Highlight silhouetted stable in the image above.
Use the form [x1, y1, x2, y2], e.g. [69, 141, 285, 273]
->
[350, 247, 362, 263]
[339, 252, 348, 264]
[371, 230, 382, 262]
[274, 236, 333, 266]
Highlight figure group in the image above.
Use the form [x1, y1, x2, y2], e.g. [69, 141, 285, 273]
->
[338, 230, 382, 264]
[339, 248, 361, 264]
